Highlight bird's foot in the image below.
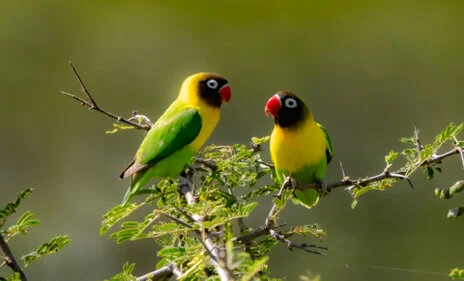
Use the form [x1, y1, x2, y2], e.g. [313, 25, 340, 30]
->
[316, 180, 330, 197]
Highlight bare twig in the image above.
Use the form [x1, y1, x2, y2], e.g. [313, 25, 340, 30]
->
[61, 62, 151, 131]
[194, 157, 218, 170]
[136, 263, 182, 281]
[158, 212, 194, 229]
[256, 160, 275, 169]
[0, 233, 27, 281]
[233, 224, 285, 244]
[269, 229, 327, 256]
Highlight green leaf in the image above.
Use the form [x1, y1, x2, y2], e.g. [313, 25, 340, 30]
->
[151, 222, 191, 237]
[450, 267, 464, 279]
[240, 256, 269, 281]
[0, 273, 21, 281]
[0, 188, 33, 228]
[110, 212, 160, 243]
[104, 262, 136, 281]
[106, 123, 137, 134]
[292, 224, 326, 241]
[352, 178, 399, 199]
[401, 123, 463, 177]
[251, 136, 270, 145]
[351, 199, 359, 209]
[100, 203, 142, 236]
[21, 235, 71, 267]
[384, 150, 398, 169]
[158, 246, 186, 258]
[4, 211, 40, 241]
[202, 202, 258, 229]
[400, 137, 416, 145]
[241, 185, 277, 201]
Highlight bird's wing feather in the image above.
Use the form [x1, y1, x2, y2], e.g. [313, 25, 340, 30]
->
[120, 107, 202, 178]
[317, 123, 333, 164]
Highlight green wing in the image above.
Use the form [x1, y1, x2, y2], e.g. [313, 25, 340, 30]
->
[120, 107, 202, 178]
[137, 107, 202, 164]
[317, 123, 333, 164]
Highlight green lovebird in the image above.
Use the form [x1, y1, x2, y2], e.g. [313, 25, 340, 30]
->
[265, 91, 333, 208]
[120, 72, 231, 204]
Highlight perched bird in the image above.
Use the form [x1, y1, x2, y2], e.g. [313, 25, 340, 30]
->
[265, 91, 333, 208]
[120, 72, 231, 204]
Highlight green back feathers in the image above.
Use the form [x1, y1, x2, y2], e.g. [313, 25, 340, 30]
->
[120, 107, 202, 179]
[137, 108, 202, 165]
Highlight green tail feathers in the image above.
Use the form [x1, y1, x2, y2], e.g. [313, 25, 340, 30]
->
[121, 171, 151, 205]
[122, 187, 134, 206]
[292, 188, 319, 209]
[273, 169, 320, 209]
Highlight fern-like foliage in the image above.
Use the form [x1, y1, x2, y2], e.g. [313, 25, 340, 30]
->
[0, 189, 70, 280]
[0, 188, 32, 228]
[350, 123, 463, 207]
[101, 136, 310, 280]
[450, 268, 464, 280]
[21, 235, 71, 267]
[100, 124, 464, 280]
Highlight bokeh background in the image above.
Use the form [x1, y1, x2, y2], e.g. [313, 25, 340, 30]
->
[1, 1, 463, 280]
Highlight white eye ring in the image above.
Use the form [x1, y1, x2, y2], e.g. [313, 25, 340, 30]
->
[206, 79, 219, 89]
[285, 98, 298, 108]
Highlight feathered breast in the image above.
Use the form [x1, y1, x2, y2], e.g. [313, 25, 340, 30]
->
[270, 120, 328, 173]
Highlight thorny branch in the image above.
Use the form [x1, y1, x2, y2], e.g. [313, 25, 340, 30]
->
[62, 64, 464, 278]
[324, 144, 464, 193]
[178, 168, 235, 281]
[0, 233, 27, 281]
[60, 62, 151, 131]
[269, 229, 327, 255]
[234, 177, 328, 256]
[265, 176, 292, 228]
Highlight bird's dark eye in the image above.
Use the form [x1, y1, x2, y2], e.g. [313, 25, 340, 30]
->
[284, 98, 297, 108]
[206, 79, 219, 89]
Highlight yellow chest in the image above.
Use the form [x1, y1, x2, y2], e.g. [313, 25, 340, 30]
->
[270, 121, 327, 172]
[190, 105, 219, 151]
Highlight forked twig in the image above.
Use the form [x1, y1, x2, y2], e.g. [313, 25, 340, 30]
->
[61, 62, 151, 131]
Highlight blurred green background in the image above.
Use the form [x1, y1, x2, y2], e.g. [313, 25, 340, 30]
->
[1, 1, 463, 280]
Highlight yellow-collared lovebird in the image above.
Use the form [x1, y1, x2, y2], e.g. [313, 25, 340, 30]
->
[265, 91, 333, 208]
[120, 72, 231, 204]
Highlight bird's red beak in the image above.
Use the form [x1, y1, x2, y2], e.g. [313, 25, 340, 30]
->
[265, 95, 281, 117]
[219, 84, 231, 103]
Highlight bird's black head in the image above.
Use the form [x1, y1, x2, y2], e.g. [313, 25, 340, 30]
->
[265, 91, 311, 128]
[196, 73, 231, 108]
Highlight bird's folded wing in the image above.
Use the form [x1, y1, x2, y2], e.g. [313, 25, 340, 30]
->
[120, 107, 202, 178]
[317, 123, 334, 164]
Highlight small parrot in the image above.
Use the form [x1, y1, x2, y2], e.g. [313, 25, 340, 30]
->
[120, 72, 231, 204]
[265, 91, 333, 208]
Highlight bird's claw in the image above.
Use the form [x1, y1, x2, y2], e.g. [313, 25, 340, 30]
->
[316, 180, 329, 197]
